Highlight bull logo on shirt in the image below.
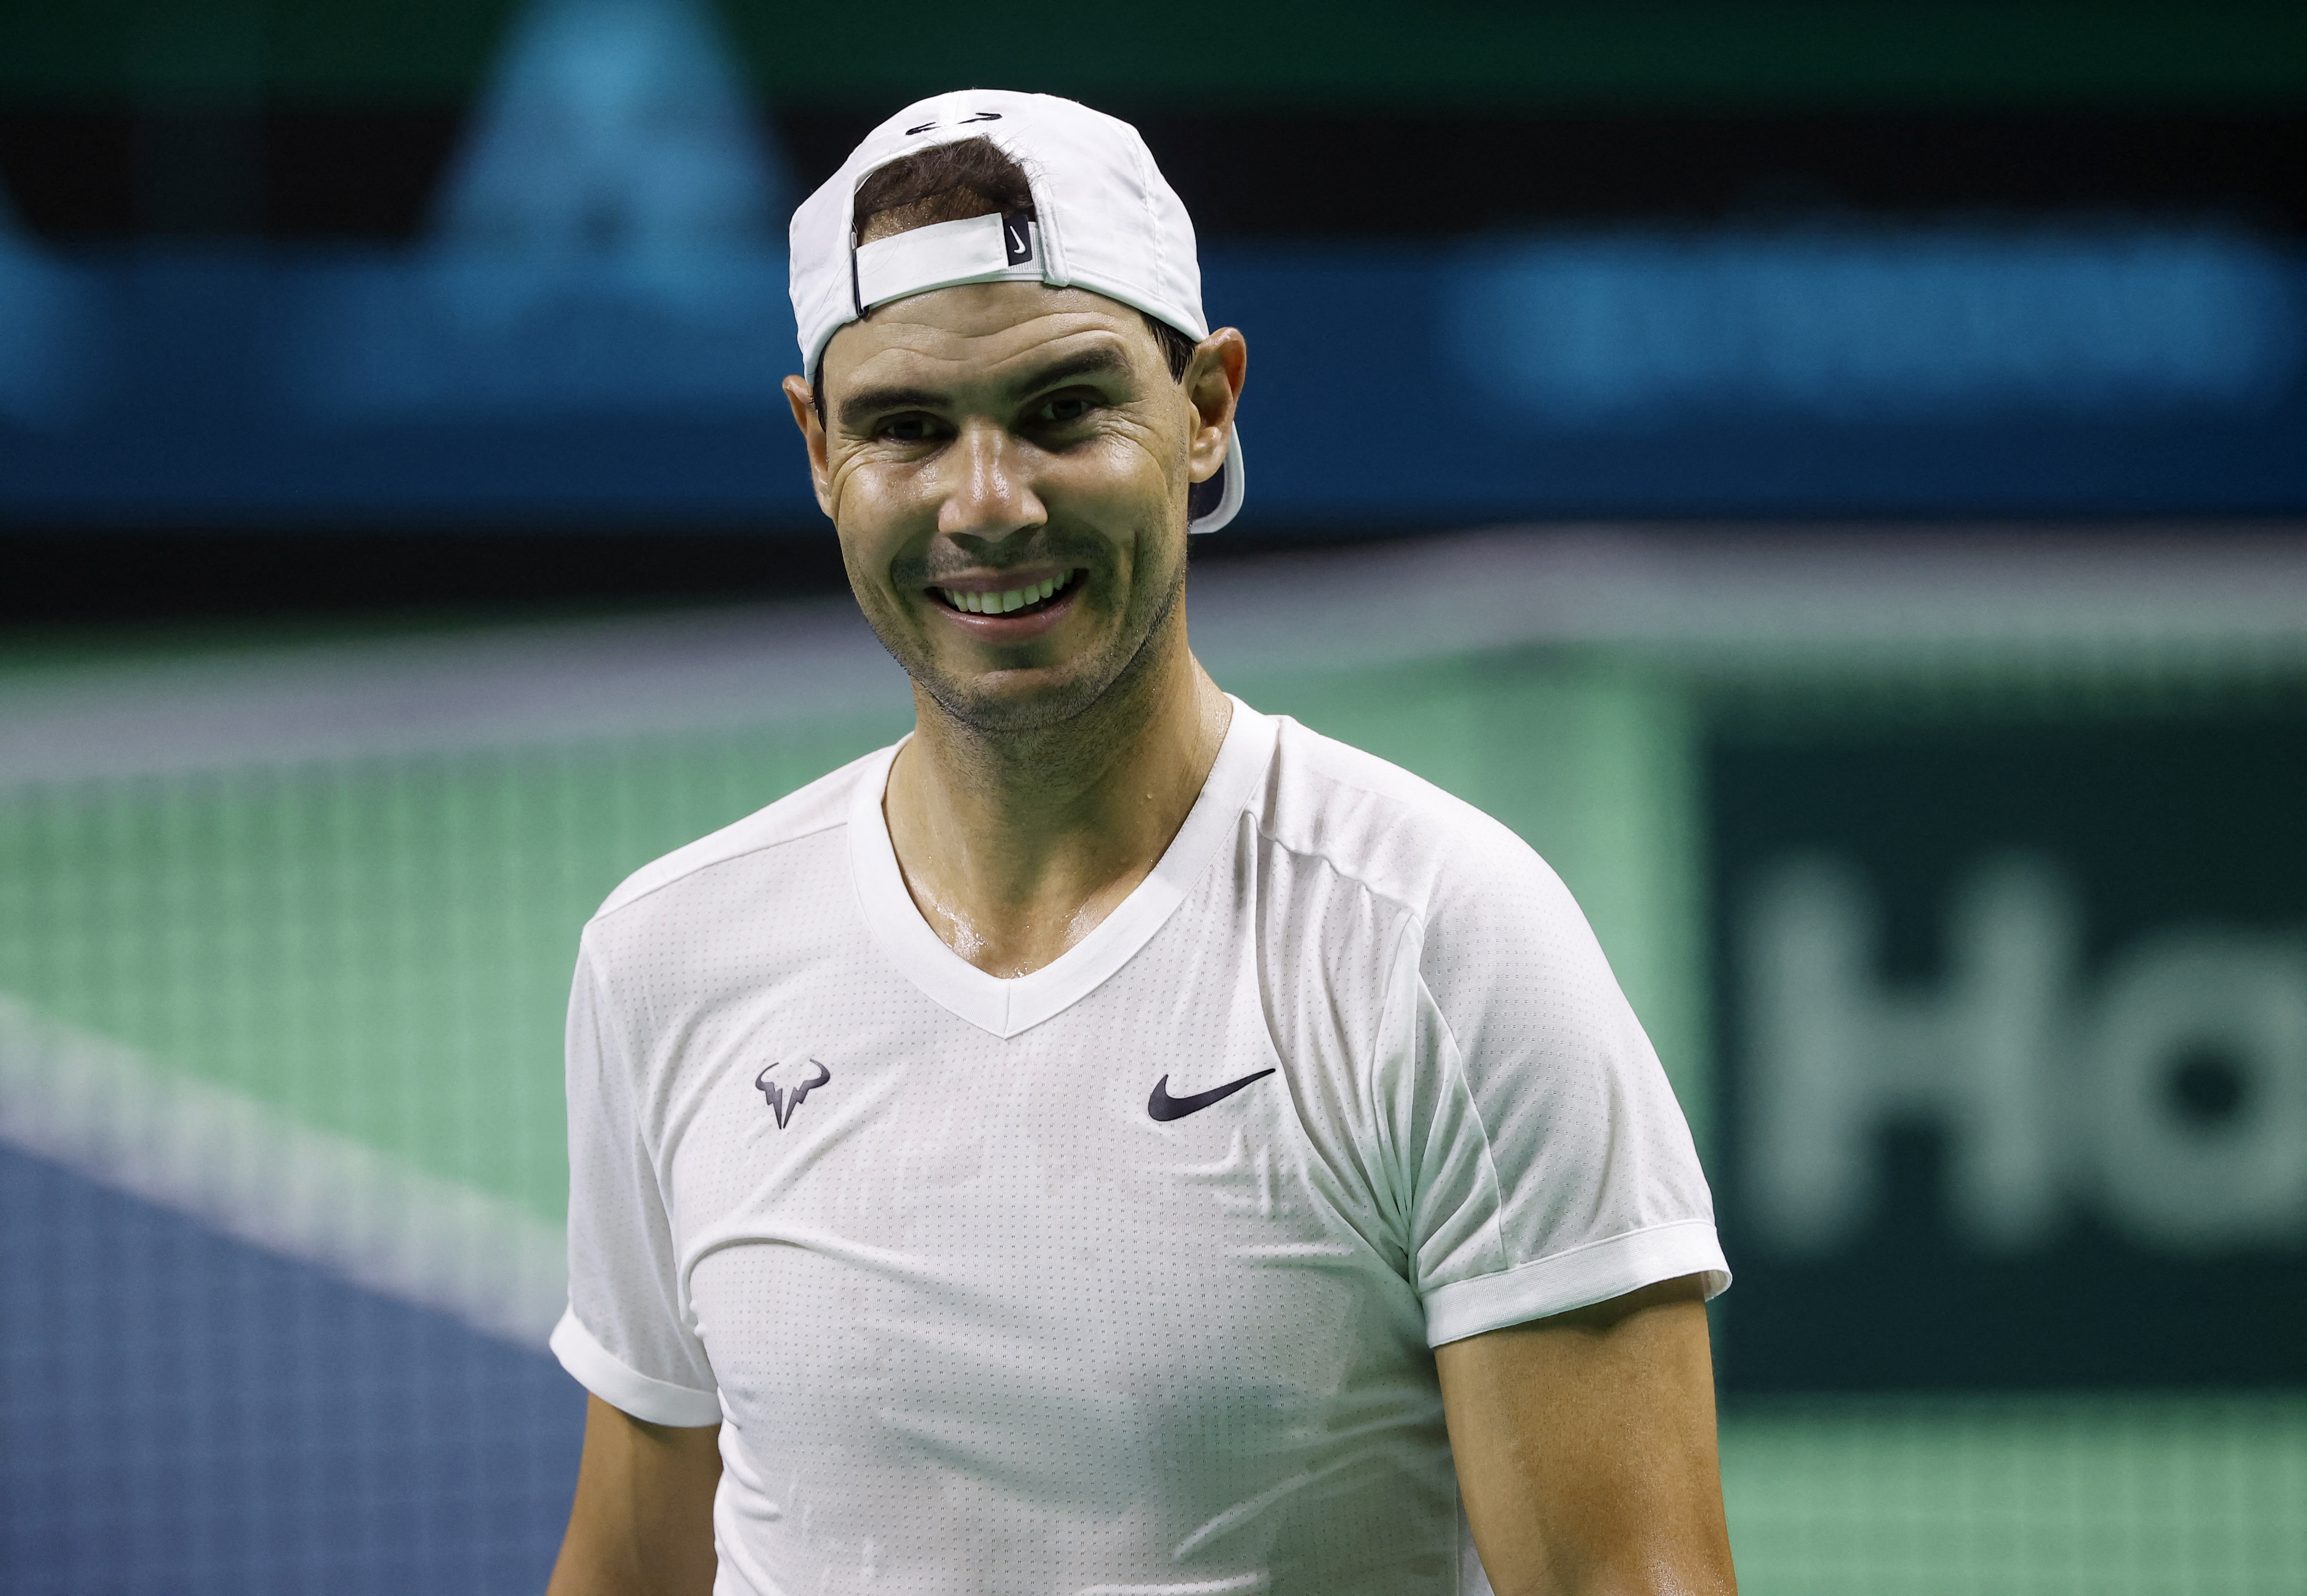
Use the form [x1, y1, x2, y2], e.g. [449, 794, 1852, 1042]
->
[755, 1058, 832, 1129]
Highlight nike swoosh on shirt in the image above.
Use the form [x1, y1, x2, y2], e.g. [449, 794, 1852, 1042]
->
[1147, 1069, 1276, 1122]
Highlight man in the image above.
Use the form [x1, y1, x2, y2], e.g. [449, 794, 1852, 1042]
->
[547, 90, 1735, 1596]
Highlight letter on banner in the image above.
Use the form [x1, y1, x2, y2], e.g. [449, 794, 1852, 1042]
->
[1742, 854, 2068, 1255]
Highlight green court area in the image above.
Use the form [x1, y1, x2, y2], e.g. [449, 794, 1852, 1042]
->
[0, 714, 907, 1220]
[1720, 1394, 2307, 1594]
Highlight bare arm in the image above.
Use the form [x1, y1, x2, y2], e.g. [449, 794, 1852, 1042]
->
[1435, 1274, 1736, 1596]
[546, 1393, 724, 1596]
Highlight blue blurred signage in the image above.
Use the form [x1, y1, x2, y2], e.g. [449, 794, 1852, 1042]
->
[1448, 228, 2302, 423]
[0, 194, 98, 429]
[290, 0, 793, 421]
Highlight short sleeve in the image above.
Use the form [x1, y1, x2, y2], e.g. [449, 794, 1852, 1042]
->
[1390, 847, 1729, 1348]
[552, 936, 724, 1426]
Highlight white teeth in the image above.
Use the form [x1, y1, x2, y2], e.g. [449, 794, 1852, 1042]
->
[939, 571, 1073, 615]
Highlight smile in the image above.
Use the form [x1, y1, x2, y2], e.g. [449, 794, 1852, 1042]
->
[934, 569, 1077, 616]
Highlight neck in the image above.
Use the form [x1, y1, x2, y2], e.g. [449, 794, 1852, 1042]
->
[882, 603, 1233, 978]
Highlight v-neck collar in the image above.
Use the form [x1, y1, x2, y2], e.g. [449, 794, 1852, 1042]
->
[845, 697, 1276, 1040]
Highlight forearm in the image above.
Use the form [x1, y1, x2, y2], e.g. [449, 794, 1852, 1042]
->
[547, 1393, 724, 1596]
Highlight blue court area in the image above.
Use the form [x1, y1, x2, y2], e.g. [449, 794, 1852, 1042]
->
[0, 1144, 585, 1596]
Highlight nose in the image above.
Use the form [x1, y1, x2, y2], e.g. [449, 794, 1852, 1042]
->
[935, 419, 1046, 542]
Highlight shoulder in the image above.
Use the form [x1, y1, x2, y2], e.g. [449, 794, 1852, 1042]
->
[1253, 713, 1617, 1011]
[1256, 714, 1573, 923]
[587, 742, 891, 932]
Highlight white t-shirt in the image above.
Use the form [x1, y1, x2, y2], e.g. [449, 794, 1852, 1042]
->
[552, 700, 1727, 1596]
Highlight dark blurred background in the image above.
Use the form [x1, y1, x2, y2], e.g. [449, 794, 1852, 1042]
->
[2, 4, 2303, 1593]
[1, 0, 2301, 617]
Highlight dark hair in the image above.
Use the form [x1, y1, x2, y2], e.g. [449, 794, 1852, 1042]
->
[812, 136, 1196, 420]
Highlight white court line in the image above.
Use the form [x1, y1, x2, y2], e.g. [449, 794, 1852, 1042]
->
[0, 994, 566, 1350]
[1186, 525, 2307, 680]
[0, 599, 911, 792]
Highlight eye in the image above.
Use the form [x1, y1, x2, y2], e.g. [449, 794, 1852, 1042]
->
[1032, 395, 1097, 425]
[875, 413, 942, 444]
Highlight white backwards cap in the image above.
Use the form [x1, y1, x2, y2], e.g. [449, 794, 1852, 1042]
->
[788, 89, 1244, 534]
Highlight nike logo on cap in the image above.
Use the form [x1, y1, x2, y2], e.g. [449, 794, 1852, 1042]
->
[904, 111, 1002, 137]
[1148, 1069, 1276, 1122]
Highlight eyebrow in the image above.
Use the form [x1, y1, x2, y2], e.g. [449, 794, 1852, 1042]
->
[836, 344, 1137, 434]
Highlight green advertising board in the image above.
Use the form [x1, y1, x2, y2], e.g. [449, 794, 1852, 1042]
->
[1710, 703, 2307, 1391]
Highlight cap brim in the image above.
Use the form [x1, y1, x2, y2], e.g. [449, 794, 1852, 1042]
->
[1186, 427, 1245, 535]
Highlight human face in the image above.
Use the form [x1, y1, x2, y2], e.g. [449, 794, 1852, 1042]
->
[786, 282, 1231, 733]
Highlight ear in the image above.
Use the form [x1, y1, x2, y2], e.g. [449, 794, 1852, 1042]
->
[1184, 328, 1248, 486]
[782, 374, 837, 520]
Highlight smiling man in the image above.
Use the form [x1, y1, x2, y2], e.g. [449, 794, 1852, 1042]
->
[545, 91, 1736, 1596]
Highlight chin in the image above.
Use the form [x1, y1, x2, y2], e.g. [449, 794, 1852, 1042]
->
[920, 663, 1115, 735]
